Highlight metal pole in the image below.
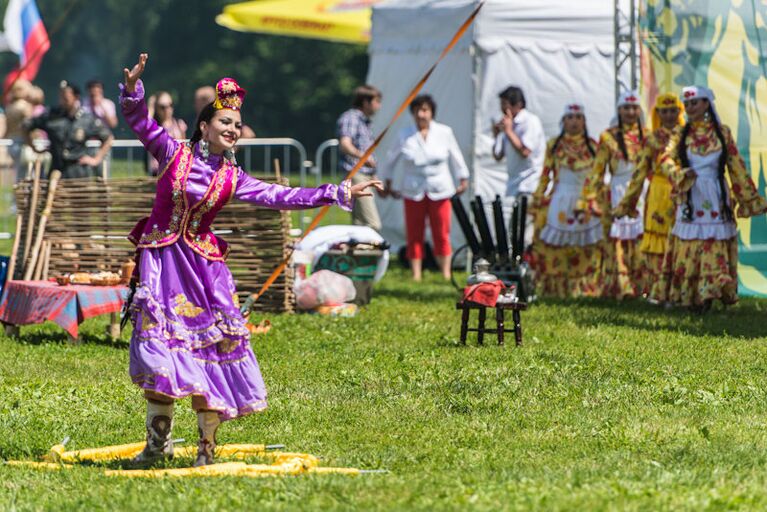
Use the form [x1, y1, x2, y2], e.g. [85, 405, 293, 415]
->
[630, 0, 637, 91]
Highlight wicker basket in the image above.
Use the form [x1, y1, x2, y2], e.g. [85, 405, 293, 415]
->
[90, 275, 122, 286]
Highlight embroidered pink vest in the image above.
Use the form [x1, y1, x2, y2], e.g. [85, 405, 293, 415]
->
[128, 144, 237, 261]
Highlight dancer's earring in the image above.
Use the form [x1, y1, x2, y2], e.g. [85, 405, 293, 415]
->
[200, 139, 210, 159]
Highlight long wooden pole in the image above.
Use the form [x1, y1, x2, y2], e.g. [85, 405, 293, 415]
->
[22, 160, 42, 267]
[32, 240, 47, 281]
[42, 241, 52, 280]
[6, 214, 23, 281]
[24, 170, 62, 281]
[240, 1, 486, 314]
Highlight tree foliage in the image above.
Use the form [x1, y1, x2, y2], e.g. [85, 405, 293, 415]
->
[0, 0, 369, 149]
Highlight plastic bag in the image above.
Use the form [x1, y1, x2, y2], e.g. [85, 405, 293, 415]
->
[294, 270, 356, 310]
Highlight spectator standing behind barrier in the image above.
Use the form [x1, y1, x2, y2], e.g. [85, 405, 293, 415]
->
[381, 94, 469, 281]
[25, 81, 114, 179]
[5, 79, 34, 180]
[337, 85, 383, 232]
[145, 91, 187, 175]
[83, 79, 118, 129]
[194, 86, 215, 118]
[492, 86, 546, 250]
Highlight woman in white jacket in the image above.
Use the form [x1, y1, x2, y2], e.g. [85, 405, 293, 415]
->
[382, 94, 469, 281]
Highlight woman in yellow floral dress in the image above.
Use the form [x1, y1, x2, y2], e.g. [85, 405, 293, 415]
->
[613, 93, 685, 287]
[531, 103, 602, 297]
[578, 90, 647, 298]
[652, 86, 767, 310]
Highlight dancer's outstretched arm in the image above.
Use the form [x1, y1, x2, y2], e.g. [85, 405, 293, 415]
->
[234, 170, 382, 211]
[119, 53, 179, 170]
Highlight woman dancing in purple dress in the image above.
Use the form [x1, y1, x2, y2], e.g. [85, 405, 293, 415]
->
[121, 54, 380, 466]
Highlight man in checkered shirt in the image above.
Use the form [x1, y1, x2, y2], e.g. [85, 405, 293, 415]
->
[336, 85, 383, 232]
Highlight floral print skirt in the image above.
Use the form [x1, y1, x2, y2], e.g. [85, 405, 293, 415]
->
[531, 241, 603, 298]
[601, 238, 649, 299]
[651, 235, 738, 306]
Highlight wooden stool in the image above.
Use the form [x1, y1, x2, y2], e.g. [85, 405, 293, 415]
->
[456, 301, 528, 346]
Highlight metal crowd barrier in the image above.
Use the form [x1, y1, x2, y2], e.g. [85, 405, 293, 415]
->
[0, 137, 346, 236]
[313, 138, 339, 186]
[99, 138, 311, 184]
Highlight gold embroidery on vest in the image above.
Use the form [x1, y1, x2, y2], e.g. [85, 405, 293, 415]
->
[187, 161, 230, 256]
[140, 145, 192, 246]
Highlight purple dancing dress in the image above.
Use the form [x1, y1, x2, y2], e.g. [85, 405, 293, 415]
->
[121, 80, 352, 420]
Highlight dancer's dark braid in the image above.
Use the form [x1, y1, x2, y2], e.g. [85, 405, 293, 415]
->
[615, 118, 628, 161]
[677, 122, 695, 221]
[551, 128, 566, 155]
[584, 124, 596, 157]
[614, 113, 643, 162]
[708, 104, 733, 221]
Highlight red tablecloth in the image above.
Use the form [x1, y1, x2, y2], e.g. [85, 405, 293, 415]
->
[0, 280, 128, 338]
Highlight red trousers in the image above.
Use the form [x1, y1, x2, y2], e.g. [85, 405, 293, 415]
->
[404, 196, 452, 260]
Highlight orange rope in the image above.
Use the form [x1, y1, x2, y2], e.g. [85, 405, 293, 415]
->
[244, 1, 485, 310]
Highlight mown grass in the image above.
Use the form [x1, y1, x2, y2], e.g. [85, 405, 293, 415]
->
[1, 268, 767, 511]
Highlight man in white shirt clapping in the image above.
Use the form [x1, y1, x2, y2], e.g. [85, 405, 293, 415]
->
[492, 86, 546, 250]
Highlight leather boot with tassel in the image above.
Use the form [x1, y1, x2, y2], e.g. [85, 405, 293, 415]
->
[133, 399, 174, 463]
[194, 410, 221, 467]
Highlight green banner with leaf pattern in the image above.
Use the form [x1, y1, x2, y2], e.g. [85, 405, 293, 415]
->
[640, 0, 767, 296]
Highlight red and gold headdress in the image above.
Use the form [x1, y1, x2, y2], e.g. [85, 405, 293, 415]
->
[651, 92, 685, 131]
[213, 78, 246, 111]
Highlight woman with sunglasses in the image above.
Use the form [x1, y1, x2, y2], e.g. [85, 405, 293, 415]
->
[612, 93, 685, 291]
[146, 91, 187, 175]
[530, 103, 602, 297]
[651, 86, 766, 310]
[577, 90, 647, 299]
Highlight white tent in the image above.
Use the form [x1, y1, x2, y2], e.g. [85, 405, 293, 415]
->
[367, 0, 625, 250]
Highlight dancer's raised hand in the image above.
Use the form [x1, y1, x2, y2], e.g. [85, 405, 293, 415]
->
[123, 53, 148, 93]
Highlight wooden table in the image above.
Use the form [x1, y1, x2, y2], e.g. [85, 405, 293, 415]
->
[0, 280, 128, 343]
[456, 300, 528, 346]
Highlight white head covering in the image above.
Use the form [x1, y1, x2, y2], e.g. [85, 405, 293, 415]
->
[681, 85, 719, 122]
[561, 102, 585, 118]
[616, 89, 641, 109]
[560, 102, 585, 129]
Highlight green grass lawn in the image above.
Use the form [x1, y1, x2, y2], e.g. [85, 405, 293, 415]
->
[2, 268, 767, 511]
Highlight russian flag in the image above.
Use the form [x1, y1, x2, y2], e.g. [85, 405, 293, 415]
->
[2, 0, 49, 91]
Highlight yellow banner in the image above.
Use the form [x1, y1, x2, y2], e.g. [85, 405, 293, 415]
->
[216, 0, 379, 44]
[641, 0, 767, 296]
